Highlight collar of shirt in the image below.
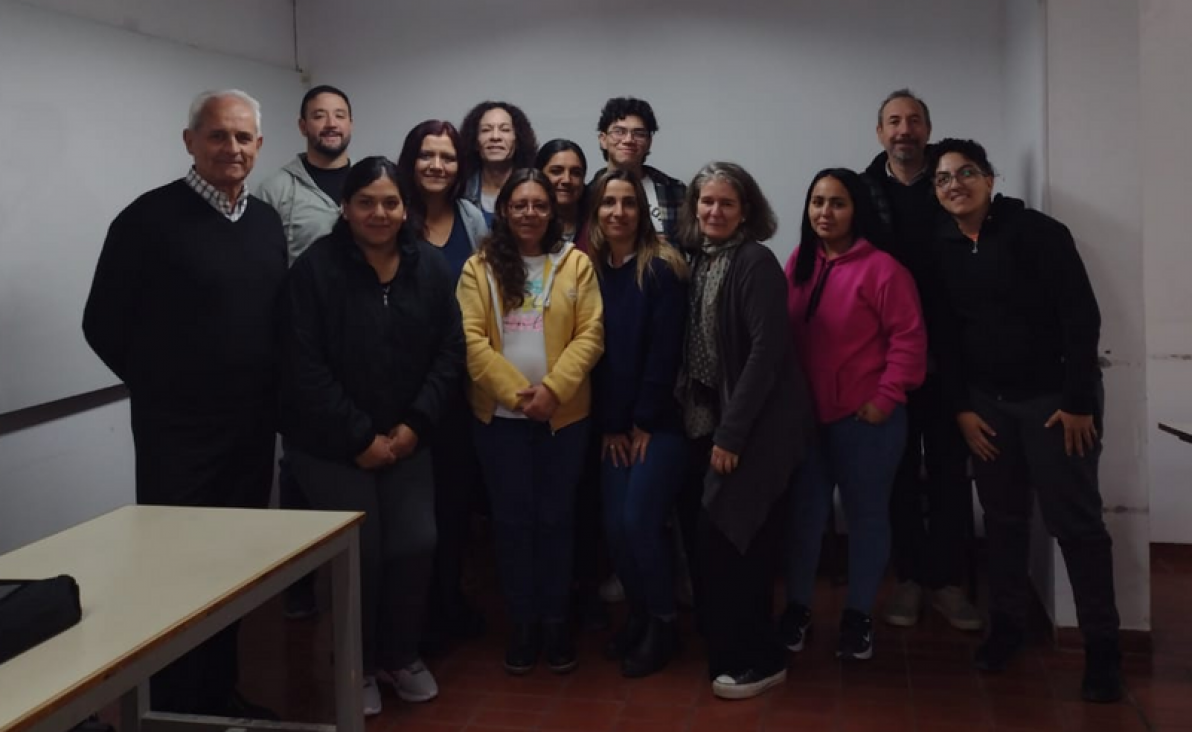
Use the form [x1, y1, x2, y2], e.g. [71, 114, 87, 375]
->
[885, 159, 927, 186]
[185, 167, 249, 222]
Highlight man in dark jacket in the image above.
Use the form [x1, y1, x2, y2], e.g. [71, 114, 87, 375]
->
[82, 89, 285, 719]
[929, 138, 1121, 704]
[861, 89, 980, 632]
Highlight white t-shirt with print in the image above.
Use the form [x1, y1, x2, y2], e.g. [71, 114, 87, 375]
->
[641, 174, 665, 234]
[495, 254, 550, 419]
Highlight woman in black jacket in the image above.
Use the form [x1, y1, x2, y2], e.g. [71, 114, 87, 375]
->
[675, 161, 813, 700]
[928, 139, 1121, 704]
[279, 157, 465, 716]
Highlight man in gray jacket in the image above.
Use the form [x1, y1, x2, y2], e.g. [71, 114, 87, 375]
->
[257, 85, 354, 619]
[257, 84, 353, 264]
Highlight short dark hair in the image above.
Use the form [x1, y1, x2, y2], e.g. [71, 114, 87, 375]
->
[396, 120, 465, 239]
[677, 162, 777, 247]
[459, 101, 538, 179]
[596, 97, 659, 134]
[481, 169, 563, 311]
[300, 85, 352, 119]
[927, 138, 997, 178]
[877, 88, 931, 129]
[791, 168, 883, 286]
[330, 156, 412, 244]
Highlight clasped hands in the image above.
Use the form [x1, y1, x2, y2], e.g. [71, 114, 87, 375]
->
[355, 424, 418, 469]
[514, 384, 560, 422]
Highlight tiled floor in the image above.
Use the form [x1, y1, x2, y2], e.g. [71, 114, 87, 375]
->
[228, 544, 1192, 732]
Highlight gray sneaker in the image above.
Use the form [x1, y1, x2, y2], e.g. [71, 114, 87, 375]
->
[932, 585, 983, 631]
[383, 659, 439, 703]
[362, 676, 382, 716]
[882, 581, 922, 627]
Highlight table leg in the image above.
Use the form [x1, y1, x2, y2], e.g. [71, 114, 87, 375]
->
[120, 682, 148, 732]
[330, 527, 363, 732]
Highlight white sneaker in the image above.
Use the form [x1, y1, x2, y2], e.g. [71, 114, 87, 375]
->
[385, 659, 439, 703]
[362, 676, 382, 716]
[598, 574, 625, 603]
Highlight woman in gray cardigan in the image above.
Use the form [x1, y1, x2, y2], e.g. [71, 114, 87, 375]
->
[675, 161, 813, 701]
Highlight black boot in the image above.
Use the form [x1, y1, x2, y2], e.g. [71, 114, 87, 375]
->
[622, 616, 678, 678]
[603, 612, 648, 661]
[504, 622, 541, 675]
[1081, 639, 1123, 703]
[974, 614, 1024, 673]
[544, 620, 578, 674]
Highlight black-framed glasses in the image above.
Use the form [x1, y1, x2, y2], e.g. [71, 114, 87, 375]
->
[605, 126, 651, 142]
[934, 165, 986, 189]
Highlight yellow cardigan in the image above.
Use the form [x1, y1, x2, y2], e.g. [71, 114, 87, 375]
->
[456, 245, 604, 431]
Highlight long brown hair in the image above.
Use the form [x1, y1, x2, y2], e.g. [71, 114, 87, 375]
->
[587, 169, 688, 287]
[479, 168, 563, 311]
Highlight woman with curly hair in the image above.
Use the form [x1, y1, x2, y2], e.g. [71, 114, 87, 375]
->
[456, 168, 603, 676]
[459, 101, 538, 225]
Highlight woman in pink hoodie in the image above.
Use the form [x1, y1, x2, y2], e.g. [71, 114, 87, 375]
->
[779, 168, 927, 661]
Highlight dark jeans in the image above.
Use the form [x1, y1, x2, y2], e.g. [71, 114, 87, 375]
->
[601, 432, 689, 618]
[473, 416, 590, 623]
[700, 490, 790, 680]
[970, 387, 1120, 643]
[288, 446, 437, 672]
[131, 404, 274, 713]
[574, 430, 606, 592]
[786, 406, 907, 613]
[676, 436, 714, 629]
[430, 394, 483, 615]
[890, 374, 973, 588]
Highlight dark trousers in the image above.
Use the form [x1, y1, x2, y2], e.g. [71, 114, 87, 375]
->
[602, 432, 689, 617]
[574, 431, 605, 592]
[699, 490, 790, 680]
[970, 387, 1120, 643]
[288, 447, 437, 672]
[890, 374, 973, 588]
[429, 395, 483, 615]
[130, 403, 274, 713]
[473, 417, 590, 623]
[676, 437, 714, 629]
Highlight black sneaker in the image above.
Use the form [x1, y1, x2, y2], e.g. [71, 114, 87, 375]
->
[836, 608, 873, 661]
[504, 622, 541, 675]
[603, 612, 648, 660]
[778, 603, 813, 652]
[1081, 639, 1123, 703]
[711, 665, 788, 700]
[974, 616, 1024, 673]
[544, 620, 578, 674]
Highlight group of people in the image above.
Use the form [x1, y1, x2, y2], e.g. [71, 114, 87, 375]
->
[80, 84, 1124, 719]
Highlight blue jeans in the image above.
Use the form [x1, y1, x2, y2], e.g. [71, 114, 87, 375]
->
[601, 431, 689, 618]
[785, 406, 907, 614]
[474, 416, 590, 623]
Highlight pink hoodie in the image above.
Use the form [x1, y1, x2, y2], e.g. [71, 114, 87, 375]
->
[784, 239, 926, 424]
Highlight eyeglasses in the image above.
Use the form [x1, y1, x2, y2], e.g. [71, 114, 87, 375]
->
[509, 201, 551, 217]
[934, 165, 987, 189]
[605, 126, 651, 142]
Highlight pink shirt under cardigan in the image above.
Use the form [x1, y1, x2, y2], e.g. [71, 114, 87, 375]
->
[784, 238, 927, 424]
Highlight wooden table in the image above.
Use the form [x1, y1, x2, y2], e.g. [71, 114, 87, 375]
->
[0, 506, 365, 732]
[1159, 422, 1192, 444]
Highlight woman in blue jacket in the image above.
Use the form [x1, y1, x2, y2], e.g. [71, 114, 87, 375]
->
[588, 169, 689, 677]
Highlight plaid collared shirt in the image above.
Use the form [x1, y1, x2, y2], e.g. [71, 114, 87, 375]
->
[185, 167, 249, 222]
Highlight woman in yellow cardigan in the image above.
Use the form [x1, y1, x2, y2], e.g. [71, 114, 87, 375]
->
[456, 168, 604, 676]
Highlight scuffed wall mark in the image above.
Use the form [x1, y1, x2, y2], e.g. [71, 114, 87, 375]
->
[1149, 353, 1192, 362]
[1103, 506, 1149, 515]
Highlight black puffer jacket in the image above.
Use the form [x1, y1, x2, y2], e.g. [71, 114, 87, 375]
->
[279, 227, 465, 462]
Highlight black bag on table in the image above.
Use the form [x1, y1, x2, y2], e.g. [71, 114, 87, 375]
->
[0, 574, 82, 664]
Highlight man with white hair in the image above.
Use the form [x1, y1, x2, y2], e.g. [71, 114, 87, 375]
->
[83, 89, 286, 719]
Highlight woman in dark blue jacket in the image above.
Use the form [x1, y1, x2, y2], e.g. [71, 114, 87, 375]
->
[279, 157, 465, 716]
[588, 169, 689, 678]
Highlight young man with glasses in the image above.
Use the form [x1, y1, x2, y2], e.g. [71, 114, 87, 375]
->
[861, 89, 982, 634]
[593, 97, 686, 243]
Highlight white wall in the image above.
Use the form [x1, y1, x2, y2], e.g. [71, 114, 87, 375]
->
[14, 0, 298, 69]
[1046, 0, 1150, 631]
[1140, 0, 1192, 544]
[297, 0, 1010, 263]
[0, 1, 302, 552]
